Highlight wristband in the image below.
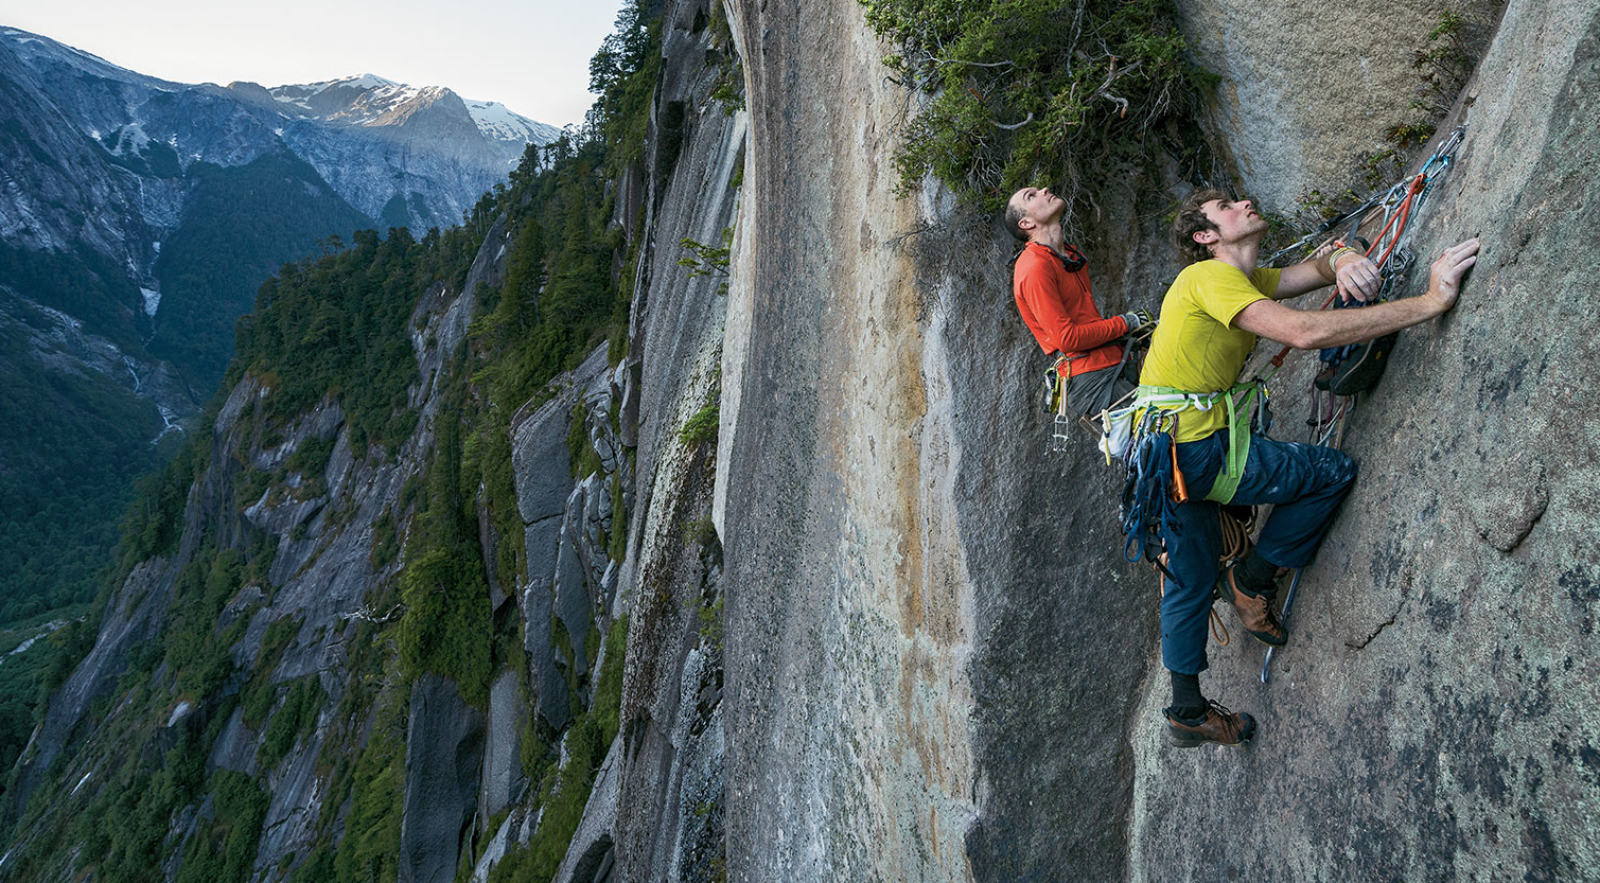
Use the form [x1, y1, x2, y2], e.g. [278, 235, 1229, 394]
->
[1326, 246, 1360, 276]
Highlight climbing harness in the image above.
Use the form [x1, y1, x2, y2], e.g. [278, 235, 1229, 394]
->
[1042, 321, 1155, 457]
[1131, 379, 1271, 505]
[1043, 354, 1075, 453]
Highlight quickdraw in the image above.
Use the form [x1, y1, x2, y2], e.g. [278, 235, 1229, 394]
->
[1265, 125, 1467, 372]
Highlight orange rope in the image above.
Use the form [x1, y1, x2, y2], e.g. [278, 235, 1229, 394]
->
[1270, 173, 1425, 369]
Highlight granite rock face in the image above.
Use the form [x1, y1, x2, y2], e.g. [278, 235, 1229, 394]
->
[1128, 3, 1600, 879]
[400, 675, 486, 883]
[608, 1, 743, 879]
[1172, 0, 1505, 211]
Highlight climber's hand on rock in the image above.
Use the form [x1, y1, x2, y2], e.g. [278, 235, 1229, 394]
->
[1334, 253, 1381, 303]
[1426, 237, 1480, 313]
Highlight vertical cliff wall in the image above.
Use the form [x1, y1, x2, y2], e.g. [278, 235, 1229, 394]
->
[9, 0, 1597, 880]
[721, 3, 987, 879]
[1129, 2, 1600, 879]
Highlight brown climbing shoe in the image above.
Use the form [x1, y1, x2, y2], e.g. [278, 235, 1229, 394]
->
[1219, 565, 1287, 646]
[1164, 701, 1256, 748]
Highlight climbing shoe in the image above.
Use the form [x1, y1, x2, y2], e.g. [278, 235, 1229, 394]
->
[1218, 564, 1287, 646]
[1164, 701, 1256, 748]
[1328, 331, 1398, 395]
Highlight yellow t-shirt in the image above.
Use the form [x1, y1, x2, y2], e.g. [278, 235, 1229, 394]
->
[1139, 260, 1281, 443]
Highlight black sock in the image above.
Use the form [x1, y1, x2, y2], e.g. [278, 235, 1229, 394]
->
[1169, 671, 1206, 720]
[1236, 551, 1280, 599]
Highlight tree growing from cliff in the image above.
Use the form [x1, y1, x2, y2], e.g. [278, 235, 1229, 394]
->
[863, 0, 1212, 226]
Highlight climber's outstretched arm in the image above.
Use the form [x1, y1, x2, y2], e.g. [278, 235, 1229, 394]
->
[1235, 238, 1479, 349]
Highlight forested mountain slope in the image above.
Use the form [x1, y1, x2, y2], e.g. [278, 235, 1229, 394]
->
[0, 24, 558, 644]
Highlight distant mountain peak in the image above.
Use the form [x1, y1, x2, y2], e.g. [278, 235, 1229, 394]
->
[266, 75, 559, 146]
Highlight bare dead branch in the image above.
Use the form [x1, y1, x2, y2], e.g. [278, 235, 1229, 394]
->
[992, 112, 1035, 130]
[931, 56, 1016, 70]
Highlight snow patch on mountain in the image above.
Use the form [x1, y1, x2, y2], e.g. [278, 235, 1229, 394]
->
[269, 73, 400, 109]
[333, 83, 445, 126]
[265, 73, 558, 146]
[464, 98, 562, 144]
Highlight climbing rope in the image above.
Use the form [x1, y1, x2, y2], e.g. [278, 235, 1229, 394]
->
[1261, 126, 1466, 374]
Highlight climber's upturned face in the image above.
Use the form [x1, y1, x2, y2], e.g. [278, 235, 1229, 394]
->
[1196, 197, 1269, 248]
[1011, 186, 1065, 232]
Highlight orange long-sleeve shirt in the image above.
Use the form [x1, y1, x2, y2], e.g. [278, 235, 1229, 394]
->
[1013, 242, 1127, 376]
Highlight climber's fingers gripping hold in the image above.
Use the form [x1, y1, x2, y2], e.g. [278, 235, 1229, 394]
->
[1427, 237, 1481, 312]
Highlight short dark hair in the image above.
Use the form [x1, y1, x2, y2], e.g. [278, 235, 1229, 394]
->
[1003, 196, 1030, 243]
[1173, 188, 1226, 264]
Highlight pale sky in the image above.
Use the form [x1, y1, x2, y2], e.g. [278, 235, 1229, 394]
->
[0, 0, 629, 128]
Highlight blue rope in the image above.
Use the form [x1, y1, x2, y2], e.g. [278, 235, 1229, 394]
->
[1120, 429, 1176, 564]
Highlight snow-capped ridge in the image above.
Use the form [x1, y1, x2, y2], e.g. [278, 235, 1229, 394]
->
[463, 98, 563, 144]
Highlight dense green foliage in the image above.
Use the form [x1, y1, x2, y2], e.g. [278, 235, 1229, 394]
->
[0, 287, 169, 624]
[0, 614, 91, 802]
[241, 615, 303, 728]
[161, 547, 252, 699]
[258, 676, 324, 770]
[151, 152, 374, 384]
[679, 401, 721, 447]
[329, 689, 407, 883]
[229, 223, 477, 456]
[862, 0, 1210, 217]
[470, 136, 626, 418]
[0, 241, 144, 348]
[397, 411, 494, 706]
[587, 0, 663, 175]
[172, 771, 270, 883]
[66, 722, 215, 883]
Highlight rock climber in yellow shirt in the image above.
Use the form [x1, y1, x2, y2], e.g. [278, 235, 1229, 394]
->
[1146, 188, 1480, 748]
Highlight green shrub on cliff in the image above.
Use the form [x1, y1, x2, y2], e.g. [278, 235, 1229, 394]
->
[862, 0, 1210, 218]
[397, 415, 493, 707]
[172, 771, 270, 883]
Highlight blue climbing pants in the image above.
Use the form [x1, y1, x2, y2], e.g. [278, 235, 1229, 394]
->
[1160, 430, 1358, 675]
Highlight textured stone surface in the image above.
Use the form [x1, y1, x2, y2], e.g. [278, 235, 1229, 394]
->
[512, 392, 580, 526]
[721, 1, 989, 879]
[608, 1, 743, 880]
[1172, 0, 1504, 211]
[3, 557, 177, 819]
[720, 0, 1600, 881]
[1129, 3, 1600, 879]
[400, 675, 486, 883]
[479, 669, 526, 825]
